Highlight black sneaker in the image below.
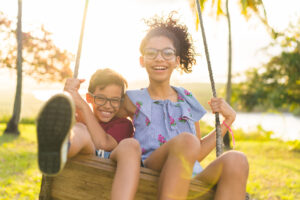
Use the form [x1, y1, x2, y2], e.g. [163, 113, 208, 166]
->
[36, 93, 75, 176]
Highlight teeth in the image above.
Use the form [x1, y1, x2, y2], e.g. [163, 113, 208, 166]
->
[101, 111, 111, 114]
[154, 66, 166, 70]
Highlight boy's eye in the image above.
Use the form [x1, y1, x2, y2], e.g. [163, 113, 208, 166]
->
[95, 96, 106, 103]
[110, 98, 121, 103]
[95, 96, 105, 101]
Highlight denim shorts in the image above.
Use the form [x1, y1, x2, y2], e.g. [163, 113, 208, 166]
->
[95, 149, 111, 159]
[96, 149, 144, 167]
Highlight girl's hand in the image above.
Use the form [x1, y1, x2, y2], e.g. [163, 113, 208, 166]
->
[208, 98, 236, 124]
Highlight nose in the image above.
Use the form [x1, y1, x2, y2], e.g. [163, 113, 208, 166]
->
[155, 51, 164, 61]
[102, 100, 113, 109]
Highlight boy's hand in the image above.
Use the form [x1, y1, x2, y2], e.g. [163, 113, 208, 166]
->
[64, 78, 87, 111]
[64, 78, 85, 93]
[208, 98, 236, 124]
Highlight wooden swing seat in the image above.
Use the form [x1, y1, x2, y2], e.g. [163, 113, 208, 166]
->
[39, 154, 215, 200]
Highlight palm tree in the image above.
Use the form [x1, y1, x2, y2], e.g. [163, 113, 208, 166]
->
[4, 0, 23, 135]
[189, 0, 268, 148]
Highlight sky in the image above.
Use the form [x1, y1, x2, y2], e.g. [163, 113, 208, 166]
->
[1, 0, 300, 92]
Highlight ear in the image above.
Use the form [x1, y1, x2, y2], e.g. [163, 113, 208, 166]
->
[139, 56, 145, 68]
[86, 93, 92, 103]
[176, 56, 180, 66]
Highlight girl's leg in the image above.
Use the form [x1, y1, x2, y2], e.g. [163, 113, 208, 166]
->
[67, 122, 96, 158]
[144, 132, 201, 200]
[195, 151, 249, 200]
[109, 138, 141, 200]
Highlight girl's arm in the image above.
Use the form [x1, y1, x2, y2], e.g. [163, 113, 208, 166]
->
[117, 94, 136, 119]
[64, 78, 118, 151]
[195, 97, 236, 161]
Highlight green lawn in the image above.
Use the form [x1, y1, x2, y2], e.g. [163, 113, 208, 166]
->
[0, 123, 300, 200]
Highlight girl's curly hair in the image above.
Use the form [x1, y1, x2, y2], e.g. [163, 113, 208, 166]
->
[140, 12, 196, 73]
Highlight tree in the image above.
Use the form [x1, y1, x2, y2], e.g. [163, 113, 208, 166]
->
[233, 19, 300, 113]
[3, 0, 23, 136]
[188, 0, 268, 148]
[0, 9, 74, 135]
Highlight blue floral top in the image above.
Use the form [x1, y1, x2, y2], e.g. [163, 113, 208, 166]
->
[127, 86, 206, 174]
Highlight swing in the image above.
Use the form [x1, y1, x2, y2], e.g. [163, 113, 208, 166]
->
[38, 1, 221, 199]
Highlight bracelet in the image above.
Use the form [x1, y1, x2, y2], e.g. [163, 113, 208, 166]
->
[222, 121, 235, 147]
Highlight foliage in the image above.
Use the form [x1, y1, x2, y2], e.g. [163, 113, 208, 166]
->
[188, 0, 267, 30]
[232, 19, 300, 112]
[0, 116, 36, 124]
[0, 11, 74, 82]
[287, 140, 300, 152]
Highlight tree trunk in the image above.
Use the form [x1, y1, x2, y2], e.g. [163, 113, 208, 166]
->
[4, 0, 23, 136]
[223, 0, 232, 149]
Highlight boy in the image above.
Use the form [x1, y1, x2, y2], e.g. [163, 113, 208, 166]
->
[37, 68, 141, 200]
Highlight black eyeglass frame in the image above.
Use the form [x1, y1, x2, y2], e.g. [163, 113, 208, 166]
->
[143, 48, 177, 60]
[88, 92, 123, 109]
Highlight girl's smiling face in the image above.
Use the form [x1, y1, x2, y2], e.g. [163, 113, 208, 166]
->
[140, 36, 180, 84]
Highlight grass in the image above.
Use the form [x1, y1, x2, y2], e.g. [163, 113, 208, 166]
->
[1, 123, 300, 200]
[0, 124, 41, 200]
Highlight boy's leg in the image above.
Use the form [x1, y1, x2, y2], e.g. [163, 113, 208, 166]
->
[37, 93, 75, 176]
[109, 138, 141, 200]
[194, 151, 249, 200]
[143, 132, 201, 200]
[67, 123, 96, 158]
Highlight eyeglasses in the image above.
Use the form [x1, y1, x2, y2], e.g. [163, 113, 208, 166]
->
[143, 48, 176, 60]
[89, 93, 123, 108]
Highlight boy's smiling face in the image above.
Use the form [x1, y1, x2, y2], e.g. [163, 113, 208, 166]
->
[87, 84, 123, 123]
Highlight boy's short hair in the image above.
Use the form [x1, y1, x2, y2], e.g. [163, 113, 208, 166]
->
[88, 68, 128, 96]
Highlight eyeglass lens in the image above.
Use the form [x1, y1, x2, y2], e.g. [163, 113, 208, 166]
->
[144, 48, 176, 60]
[93, 95, 121, 108]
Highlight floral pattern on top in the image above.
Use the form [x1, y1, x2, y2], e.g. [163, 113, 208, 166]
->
[145, 117, 151, 126]
[158, 134, 166, 146]
[169, 115, 176, 126]
[126, 86, 207, 163]
[188, 108, 192, 117]
[135, 101, 143, 118]
[178, 94, 185, 102]
[184, 89, 192, 97]
[178, 116, 188, 122]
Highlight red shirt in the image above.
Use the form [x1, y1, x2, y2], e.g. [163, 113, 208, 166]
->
[99, 117, 133, 143]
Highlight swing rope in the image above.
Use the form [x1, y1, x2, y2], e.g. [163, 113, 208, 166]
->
[195, 0, 223, 157]
[73, 0, 89, 78]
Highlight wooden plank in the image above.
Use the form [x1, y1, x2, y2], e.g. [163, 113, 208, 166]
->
[45, 155, 214, 200]
[39, 175, 53, 200]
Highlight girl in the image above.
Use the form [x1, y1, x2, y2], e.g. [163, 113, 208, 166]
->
[118, 13, 249, 200]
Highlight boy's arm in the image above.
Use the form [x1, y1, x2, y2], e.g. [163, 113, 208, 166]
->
[78, 103, 118, 151]
[64, 78, 118, 151]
